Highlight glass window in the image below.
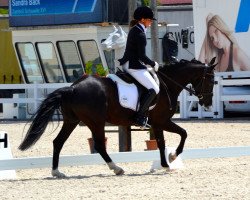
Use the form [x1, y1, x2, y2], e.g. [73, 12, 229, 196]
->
[36, 42, 64, 83]
[103, 49, 115, 74]
[78, 40, 103, 75]
[57, 41, 83, 82]
[15, 43, 43, 83]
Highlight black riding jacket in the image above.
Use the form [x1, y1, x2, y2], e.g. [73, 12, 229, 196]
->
[119, 24, 155, 69]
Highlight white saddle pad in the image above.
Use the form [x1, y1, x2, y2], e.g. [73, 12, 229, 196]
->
[107, 74, 139, 111]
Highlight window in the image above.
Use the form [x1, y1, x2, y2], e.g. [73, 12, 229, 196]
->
[16, 43, 43, 83]
[36, 42, 64, 83]
[57, 41, 83, 82]
[78, 40, 102, 75]
[103, 49, 115, 73]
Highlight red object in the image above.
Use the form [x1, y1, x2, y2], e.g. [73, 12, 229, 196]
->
[229, 101, 247, 104]
[159, 0, 192, 5]
[0, 0, 8, 7]
[145, 140, 158, 150]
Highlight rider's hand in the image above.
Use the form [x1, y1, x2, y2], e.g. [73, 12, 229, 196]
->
[154, 62, 159, 72]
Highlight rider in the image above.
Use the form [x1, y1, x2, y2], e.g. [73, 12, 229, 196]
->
[118, 6, 160, 128]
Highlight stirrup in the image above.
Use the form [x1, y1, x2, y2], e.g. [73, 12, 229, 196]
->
[136, 117, 151, 130]
[139, 123, 151, 130]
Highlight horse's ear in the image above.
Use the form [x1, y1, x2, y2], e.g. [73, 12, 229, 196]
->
[209, 57, 216, 65]
[210, 62, 218, 71]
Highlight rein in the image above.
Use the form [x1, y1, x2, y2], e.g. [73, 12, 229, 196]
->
[158, 70, 196, 96]
[158, 67, 212, 100]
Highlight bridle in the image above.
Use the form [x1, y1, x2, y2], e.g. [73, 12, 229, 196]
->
[191, 67, 214, 100]
[158, 67, 214, 100]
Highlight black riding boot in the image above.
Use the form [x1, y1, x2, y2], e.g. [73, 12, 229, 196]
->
[135, 89, 156, 128]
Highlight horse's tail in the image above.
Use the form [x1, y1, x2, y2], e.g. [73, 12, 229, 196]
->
[19, 87, 70, 151]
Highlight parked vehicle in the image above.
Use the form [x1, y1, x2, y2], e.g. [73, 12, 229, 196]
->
[223, 86, 250, 113]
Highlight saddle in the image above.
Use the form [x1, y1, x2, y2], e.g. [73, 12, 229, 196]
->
[107, 68, 159, 111]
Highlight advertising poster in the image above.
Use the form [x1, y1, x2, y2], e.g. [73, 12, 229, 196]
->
[193, 0, 250, 72]
[9, 0, 104, 26]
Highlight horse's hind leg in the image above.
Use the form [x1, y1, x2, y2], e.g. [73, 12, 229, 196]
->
[90, 124, 124, 175]
[52, 121, 78, 178]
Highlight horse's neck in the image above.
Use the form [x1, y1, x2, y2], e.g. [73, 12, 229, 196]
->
[164, 67, 198, 96]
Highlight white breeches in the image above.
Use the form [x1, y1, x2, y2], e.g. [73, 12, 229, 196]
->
[123, 62, 160, 94]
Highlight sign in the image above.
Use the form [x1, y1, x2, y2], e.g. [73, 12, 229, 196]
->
[193, 0, 250, 72]
[9, 0, 105, 26]
[0, 131, 16, 180]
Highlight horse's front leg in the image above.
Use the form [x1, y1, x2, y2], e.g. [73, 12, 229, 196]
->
[152, 128, 169, 168]
[164, 120, 187, 161]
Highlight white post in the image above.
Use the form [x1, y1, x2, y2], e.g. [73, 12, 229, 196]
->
[197, 103, 202, 118]
[179, 91, 185, 118]
[34, 82, 38, 112]
[213, 76, 219, 118]
[214, 76, 223, 118]
[212, 90, 217, 119]
[0, 131, 16, 180]
[218, 76, 224, 118]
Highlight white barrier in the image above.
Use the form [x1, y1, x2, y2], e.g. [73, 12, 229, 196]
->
[1, 72, 250, 119]
[179, 84, 217, 119]
[0, 146, 250, 171]
[214, 76, 250, 118]
[0, 83, 70, 105]
[0, 131, 16, 179]
[180, 71, 250, 118]
[0, 83, 70, 118]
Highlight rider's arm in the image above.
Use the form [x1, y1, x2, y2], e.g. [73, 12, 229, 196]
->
[136, 32, 155, 67]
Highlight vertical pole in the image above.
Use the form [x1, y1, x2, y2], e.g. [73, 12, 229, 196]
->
[128, 0, 137, 23]
[118, 0, 136, 152]
[149, 0, 159, 140]
[217, 76, 224, 118]
[34, 82, 38, 112]
[119, 126, 132, 152]
[150, 0, 160, 63]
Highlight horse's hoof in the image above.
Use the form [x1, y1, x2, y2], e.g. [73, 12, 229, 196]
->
[114, 168, 125, 175]
[165, 167, 176, 172]
[169, 153, 177, 163]
[51, 169, 66, 178]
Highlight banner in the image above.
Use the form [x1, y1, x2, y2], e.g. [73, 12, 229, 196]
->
[9, 0, 105, 26]
[193, 0, 250, 72]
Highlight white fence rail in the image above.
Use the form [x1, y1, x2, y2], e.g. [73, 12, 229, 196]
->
[180, 72, 250, 118]
[0, 83, 70, 118]
[214, 77, 250, 118]
[1, 146, 250, 170]
[1, 71, 250, 119]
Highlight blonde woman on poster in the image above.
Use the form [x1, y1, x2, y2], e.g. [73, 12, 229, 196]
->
[199, 13, 250, 72]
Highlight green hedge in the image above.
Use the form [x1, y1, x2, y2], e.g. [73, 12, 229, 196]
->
[0, 8, 8, 14]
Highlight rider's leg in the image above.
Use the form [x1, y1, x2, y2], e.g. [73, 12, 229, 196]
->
[135, 88, 156, 126]
[124, 68, 160, 127]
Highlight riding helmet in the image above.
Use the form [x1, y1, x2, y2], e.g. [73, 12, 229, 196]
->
[133, 6, 156, 21]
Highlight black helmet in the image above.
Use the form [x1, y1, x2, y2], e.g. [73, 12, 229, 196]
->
[133, 6, 156, 21]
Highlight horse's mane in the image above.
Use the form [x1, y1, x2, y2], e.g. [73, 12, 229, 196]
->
[161, 58, 205, 76]
[181, 58, 203, 64]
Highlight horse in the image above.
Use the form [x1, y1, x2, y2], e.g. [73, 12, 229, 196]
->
[19, 58, 216, 177]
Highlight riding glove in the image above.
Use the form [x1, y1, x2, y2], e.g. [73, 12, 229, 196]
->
[154, 62, 159, 72]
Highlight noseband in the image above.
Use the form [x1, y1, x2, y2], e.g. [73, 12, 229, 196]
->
[194, 68, 214, 100]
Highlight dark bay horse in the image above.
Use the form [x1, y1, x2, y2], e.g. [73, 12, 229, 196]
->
[19, 58, 216, 177]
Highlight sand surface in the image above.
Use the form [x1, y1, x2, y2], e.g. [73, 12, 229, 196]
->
[0, 119, 249, 200]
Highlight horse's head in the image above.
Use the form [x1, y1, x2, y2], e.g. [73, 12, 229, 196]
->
[191, 57, 216, 108]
